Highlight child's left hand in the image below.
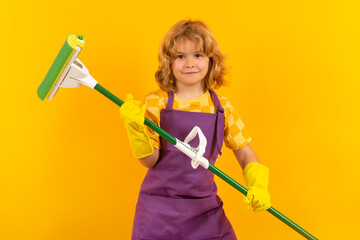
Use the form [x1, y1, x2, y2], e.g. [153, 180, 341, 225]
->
[243, 162, 271, 212]
[244, 186, 271, 212]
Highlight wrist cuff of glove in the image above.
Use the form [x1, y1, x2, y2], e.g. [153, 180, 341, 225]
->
[127, 130, 154, 159]
[243, 162, 269, 189]
[133, 146, 154, 159]
[243, 162, 269, 176]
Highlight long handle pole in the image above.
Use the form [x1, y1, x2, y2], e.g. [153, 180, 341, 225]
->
[94, 84, 317, 240]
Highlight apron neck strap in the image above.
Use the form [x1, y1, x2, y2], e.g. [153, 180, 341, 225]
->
[209, 89, 225, 155]
[166, 91, 175, 110]
[209, 89, 224, 113]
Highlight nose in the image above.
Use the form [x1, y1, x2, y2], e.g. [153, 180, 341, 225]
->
[185, 57, 195, 68]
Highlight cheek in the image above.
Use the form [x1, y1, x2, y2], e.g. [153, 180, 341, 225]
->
[172, 62, 183, 76]
[201, 59, 210, 72]
[171, 65, 179, 79]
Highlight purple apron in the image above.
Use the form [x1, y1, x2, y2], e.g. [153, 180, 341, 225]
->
[132, 90, 236, 240]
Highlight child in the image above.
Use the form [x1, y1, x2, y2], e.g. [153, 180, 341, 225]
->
[120, 19, 271, 240]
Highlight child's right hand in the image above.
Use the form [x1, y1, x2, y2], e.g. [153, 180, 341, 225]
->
[119, 94, 154, 158]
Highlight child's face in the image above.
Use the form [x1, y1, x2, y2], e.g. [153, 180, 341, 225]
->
[172, 38, 209, 90]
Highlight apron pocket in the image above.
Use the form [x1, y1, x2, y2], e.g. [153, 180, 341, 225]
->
[139, 195, 180, 240]
[181, 205, 221, 239]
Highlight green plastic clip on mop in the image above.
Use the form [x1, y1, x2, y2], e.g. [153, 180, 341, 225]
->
[37, 34, 318, 240]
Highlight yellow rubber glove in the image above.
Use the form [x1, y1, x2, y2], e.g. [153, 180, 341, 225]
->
[243, 162, 271, 212]
[119, 94, 154, 159]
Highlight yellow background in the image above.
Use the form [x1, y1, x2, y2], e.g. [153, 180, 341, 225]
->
[1, 0, 359, 239]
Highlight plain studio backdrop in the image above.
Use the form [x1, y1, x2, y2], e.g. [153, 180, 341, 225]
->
[1, 1, 359, 239]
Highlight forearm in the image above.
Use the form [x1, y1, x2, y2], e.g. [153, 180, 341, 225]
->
[233, 144, 260, 169]
[139, 147, 160, 168]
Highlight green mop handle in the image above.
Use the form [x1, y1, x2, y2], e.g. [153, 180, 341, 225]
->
[94, 84, 317, 240]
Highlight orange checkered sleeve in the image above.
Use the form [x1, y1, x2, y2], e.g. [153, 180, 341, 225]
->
[143, 89, 252, 150]
[143, 90, 167, 149]
[220, 96, 252, 150]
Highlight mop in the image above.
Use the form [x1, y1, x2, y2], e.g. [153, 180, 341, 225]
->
[37, 34, 317, 240]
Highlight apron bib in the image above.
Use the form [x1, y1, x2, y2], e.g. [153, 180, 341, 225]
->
[132, 90, 236, 240]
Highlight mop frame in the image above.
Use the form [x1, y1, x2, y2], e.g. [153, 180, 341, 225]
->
[37, 35, 317, 240]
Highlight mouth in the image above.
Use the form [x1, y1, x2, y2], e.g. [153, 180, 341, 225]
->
[183, 72, 199, 74]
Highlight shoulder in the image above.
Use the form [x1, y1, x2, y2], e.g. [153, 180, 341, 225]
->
[145, 89, 167, 99]
[214, 92, 234, 112]
[144, 89, 168, 107]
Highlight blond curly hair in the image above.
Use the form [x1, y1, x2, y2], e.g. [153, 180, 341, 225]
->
[155, 19, 227, 92]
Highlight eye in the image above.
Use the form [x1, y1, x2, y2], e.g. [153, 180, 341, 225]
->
[194, 53, 203, 58]
[176, 55, 185, 59]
